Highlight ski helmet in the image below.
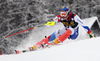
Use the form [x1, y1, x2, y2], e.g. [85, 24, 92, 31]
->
[60, 6, 70, 13]
[60, 6, 70, 20]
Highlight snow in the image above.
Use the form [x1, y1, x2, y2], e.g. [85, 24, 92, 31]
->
[0, 37, 100, 61]
[0, 16, 99, 61]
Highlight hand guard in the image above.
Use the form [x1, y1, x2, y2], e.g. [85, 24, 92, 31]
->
[44, 21, 55, 26]
[89, 33, 94, 38]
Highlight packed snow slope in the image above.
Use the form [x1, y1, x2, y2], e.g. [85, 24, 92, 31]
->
[0, 37, 100, 61]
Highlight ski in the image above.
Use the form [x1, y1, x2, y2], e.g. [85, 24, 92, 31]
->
[15, 42, 60, 54]
[0, 42, 59, 55]
[14, 47, 35, 54]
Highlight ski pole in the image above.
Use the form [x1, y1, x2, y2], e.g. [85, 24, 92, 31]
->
[4, 21, 55, 38]
[4, 24, 45, 38]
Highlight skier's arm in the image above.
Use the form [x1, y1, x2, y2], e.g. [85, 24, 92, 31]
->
[44, 15, 61, 26]
[74, 15, 94, 38]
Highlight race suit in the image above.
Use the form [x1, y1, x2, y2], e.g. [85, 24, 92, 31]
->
[48, 12, 91, 41]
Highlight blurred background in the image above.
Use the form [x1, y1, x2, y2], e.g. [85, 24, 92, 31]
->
[0, 0, 100, 54]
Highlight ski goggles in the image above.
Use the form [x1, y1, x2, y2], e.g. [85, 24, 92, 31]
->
[60, 11, 68, 17]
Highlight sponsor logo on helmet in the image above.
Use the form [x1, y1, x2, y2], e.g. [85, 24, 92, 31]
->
[62, 7, 65, 9]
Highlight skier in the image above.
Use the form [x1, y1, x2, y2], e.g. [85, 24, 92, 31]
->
[33, 6, 94, 48]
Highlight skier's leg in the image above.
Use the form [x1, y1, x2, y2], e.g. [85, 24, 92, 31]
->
[70, 28, 79, 40]
[48, 32, 56, 42]
[35, 27, 67, 47]
[55, 29, 72, 44]
[48, 27, 67, 42]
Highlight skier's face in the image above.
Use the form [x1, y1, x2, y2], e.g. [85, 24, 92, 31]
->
[60, 11, 68, 20]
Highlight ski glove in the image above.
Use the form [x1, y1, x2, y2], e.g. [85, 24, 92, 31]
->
[89, 33, 94, 38]
[44, 21, 55, 26]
